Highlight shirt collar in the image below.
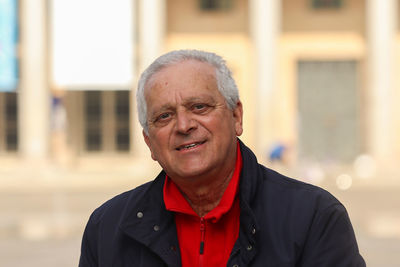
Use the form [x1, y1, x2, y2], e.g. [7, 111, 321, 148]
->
[163, 141, 243, 221]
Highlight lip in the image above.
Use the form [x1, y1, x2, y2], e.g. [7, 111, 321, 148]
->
[175, 140, 206, 151]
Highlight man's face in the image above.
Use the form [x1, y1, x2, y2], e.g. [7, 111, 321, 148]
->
[143, 60, 243, 182]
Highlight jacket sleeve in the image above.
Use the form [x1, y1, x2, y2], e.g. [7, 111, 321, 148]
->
[79, 213, 99, 267]
[299, 203, 366, 267]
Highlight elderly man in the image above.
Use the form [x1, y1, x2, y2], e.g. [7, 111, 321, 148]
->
[79, 50, 365, 266]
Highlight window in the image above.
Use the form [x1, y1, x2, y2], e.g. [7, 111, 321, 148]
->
[312, 0, 342, 9]
[84, 91, 102, 151]
[297, 61, 361, 162]
[50, 0, 133, 88]
[0, 0, 19, 92]
[0, 92, 18, 152]
[115, 91, 130, 151]
[82, 91, 130, 153]
[199, 0, 233, 11]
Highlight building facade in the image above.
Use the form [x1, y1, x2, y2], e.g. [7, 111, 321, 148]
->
[0, 0, 399, 181]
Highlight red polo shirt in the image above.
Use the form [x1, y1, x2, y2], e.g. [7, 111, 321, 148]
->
[163, 142, 242, 267]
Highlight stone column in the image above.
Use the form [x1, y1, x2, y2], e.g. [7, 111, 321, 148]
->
[133, 0, 166, 157]
[367, 0, 397, 162]
[138, 0, 166, 71]
[249, 0, 281, 158]
[19, 0, 49, 163]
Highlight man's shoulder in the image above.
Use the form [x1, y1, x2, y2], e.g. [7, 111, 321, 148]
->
[262, 166, 325, 191]
[259, 165, 342, 211]
[88, 178, 157, 225]
[239, 140, 340, 209]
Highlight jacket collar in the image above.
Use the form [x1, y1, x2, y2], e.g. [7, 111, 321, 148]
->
[238, 139, 262, 206]
[234, 139, 260, 265]
[119, 172, 182, 267]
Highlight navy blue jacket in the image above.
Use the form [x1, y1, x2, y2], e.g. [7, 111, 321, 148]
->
[79, 141, 365, 266]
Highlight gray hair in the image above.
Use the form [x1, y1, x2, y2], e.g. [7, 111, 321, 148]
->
[136, 49, 240, 134]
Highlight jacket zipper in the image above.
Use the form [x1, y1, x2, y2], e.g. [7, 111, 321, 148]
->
[199, 217, 205, 267]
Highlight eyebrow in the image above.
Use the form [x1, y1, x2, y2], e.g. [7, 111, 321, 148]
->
[148, 94, 216, 118]
[182, 95, 216, 106]
[148, 104, 174, 119]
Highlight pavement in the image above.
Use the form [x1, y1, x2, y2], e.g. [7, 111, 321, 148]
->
[0, 164, 399, 267]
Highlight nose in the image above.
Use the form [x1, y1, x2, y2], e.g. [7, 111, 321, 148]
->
[176, 110, 197, 134]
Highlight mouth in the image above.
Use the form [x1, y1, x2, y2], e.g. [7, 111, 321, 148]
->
[176, 141, 206, 151]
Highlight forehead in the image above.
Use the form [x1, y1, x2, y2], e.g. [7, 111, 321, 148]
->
[145, 60, 217, 95]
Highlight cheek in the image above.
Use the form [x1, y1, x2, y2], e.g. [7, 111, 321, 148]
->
[145, 138, 158, 161]
[150, 130, 170, 153]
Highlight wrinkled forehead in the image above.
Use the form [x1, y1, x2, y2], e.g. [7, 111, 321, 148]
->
[144, 59, 217, 96]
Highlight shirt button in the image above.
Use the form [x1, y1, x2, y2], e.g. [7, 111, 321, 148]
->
[137, 212, 143, 218]
[233, 265, 239, 267]
[251, 228, 256, 235]
[153, 225, 160, 231]
[247, 245, 253, 251]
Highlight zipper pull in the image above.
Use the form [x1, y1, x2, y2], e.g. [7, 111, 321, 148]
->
[199, 217, 205, 255]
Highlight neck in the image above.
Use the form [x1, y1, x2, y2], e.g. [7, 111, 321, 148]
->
[174, 170, 234, 217]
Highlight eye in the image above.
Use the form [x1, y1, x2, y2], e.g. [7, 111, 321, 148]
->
[158, 113, 171, 120]
[153, 112, 172, 124]
[192, 103, 208, 112]
[195, 104, 204, 109]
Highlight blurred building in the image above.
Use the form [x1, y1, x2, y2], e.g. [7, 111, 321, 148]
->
[0, 0, 399, 179]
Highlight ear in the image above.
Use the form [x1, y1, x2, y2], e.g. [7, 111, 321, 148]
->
[233, 101, 243, 136]
[143, 130, 157, 161]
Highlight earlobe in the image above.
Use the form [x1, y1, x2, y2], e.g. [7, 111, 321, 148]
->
[233, 101, 243, 136]
[143, 130, 157, 161]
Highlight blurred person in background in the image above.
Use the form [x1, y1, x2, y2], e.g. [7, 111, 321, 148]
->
[79, 50, 365, 267]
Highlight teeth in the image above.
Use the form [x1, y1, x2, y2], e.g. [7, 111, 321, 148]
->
[184, 143, 197, 149]
[177, 142, 202, 151]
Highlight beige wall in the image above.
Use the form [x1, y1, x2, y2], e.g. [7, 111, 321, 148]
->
[395, 35, 400, 157]
[398, 1, 400, 31]
[282, 0, 366, 34]
[167, 0, 249, 33]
